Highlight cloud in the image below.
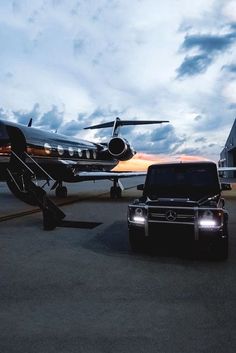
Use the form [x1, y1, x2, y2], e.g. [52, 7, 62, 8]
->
[61, 116, 88, 136]
[181, 31, 236, 53]
[37, 105, 64, 130]
[132, 124, 186, 155]
[195, 137, 206, 143]
[13, 103, 40, 126]
[61, 107, 130, 139]
[179, 154, 210, 162]
[5, 72, 14, 79]
[194, 115, 203, 121]
[177, 27, 236, 78]
[12, 1, 21, 14]
[223, 1, 236, 22]
[191, 98, 230, 133]
[0, 108, 13, 121]
[228, 103, 236, 110]
[177, 147, 202, 156]
[113, 152, 210, 171]
[113, 153, 172, 172]
[0, 0, 235, 163]
[177, 54, 213, 77]
[222, 63, 236, 73]
[3, 104, 64, 131]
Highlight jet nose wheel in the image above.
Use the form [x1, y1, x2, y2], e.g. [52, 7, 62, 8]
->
[110, 186, 122, 199]
[55, 186, 68, 198]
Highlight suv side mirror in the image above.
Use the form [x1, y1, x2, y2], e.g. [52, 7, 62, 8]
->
[221, 183, 232, 191]
[137, 184, 144, 191]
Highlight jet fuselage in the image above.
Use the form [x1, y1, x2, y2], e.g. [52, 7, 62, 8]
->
[0, 119, 118, 182]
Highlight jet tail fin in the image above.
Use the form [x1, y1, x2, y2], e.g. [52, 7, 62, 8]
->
[84, 117, 169, 137]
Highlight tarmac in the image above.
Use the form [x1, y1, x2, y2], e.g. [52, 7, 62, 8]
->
[0, 178, 236, 353]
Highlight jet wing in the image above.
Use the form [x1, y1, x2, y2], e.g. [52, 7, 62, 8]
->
[76, 171, 146, 180]
[218, 167, 236, 171]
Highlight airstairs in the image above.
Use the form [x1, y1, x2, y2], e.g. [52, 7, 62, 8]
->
[6, 151, 101, 230]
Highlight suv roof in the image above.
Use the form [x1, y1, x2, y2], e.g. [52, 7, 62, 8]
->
[144, 161, 221, 201]
[147, 160, 216, 168]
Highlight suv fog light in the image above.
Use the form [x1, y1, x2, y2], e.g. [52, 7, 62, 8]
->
[132, 208, 145, 224]
[133, 215, 145, 224]
[199, 219, 217, 228]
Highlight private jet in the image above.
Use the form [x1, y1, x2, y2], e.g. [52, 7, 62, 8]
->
[0, 117, 169, 205]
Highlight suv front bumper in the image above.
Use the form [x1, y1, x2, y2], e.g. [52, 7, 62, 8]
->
[128, 204, 227, 241]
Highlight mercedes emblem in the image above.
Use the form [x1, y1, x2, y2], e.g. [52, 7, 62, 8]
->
[165, 210, 177, 221]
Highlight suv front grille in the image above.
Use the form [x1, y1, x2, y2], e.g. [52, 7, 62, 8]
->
[148, 207, 195, 224]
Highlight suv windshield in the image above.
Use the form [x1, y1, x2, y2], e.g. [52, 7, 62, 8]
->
[144, 163, 220, 200]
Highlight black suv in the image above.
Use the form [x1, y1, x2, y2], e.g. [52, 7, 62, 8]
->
[128, 162, 228, 260]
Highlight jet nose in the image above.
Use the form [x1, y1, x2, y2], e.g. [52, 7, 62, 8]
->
[0, 121, 10, 146]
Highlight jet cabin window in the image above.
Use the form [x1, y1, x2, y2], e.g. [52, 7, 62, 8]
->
[68, 147, 74, 157]
[57, 145, 64, 156]
[44, 143, 52, 155]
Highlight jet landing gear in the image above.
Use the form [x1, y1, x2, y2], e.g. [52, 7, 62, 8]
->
[51, 181, 68, 198]
[110, 179, 123, 199]
[55, 182, 68, 198]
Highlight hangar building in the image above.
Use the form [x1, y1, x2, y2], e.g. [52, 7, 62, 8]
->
[219, 118, 236, 177]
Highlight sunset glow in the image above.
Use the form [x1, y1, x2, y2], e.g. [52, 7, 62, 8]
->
[112, 153, 210, 172]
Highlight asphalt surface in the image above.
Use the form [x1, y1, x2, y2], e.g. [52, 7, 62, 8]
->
[0, 179, 236, 353]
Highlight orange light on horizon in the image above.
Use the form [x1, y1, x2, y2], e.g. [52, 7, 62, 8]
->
[112, 153, 211, 172]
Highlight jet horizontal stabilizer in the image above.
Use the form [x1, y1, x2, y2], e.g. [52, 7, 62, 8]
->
[84, 118, 169, 130]
[84, 117, 169, 137]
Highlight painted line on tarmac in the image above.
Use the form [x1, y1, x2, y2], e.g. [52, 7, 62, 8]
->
[0, 185, 139, 223]
[0, 192, 109, 223]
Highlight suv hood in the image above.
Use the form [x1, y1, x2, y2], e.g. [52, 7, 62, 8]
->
[145, 193, 220, 207]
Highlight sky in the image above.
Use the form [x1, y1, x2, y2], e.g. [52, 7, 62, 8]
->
[0, 0, 236, 167]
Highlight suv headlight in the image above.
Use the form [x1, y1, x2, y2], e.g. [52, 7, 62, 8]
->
[130, 207, 146, 224]
[198, 210, 223, 229]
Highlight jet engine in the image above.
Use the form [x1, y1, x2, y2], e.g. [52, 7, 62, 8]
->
[108, 137, 136, 161]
